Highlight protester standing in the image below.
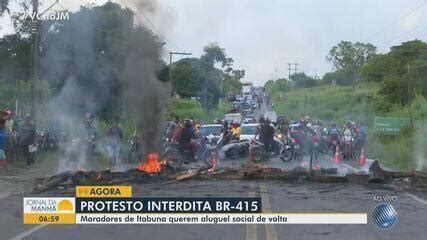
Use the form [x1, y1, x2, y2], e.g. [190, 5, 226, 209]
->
[20, 115, 37, 166]
[0, 118, 8, 172]
[106, 122, 123, 169]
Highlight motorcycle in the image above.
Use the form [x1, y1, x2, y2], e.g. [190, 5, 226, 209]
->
[37, 129, 58, 152]
[163, 138, 217, 166]
[342, 134, 355, 160]
[327, 135, 339, 156]
[290, 130, 305, 160]
[221, 139, 269, 163]
[276, 132, 293, 162]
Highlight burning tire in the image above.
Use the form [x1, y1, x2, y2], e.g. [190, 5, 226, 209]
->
[251, 145, 268, 163]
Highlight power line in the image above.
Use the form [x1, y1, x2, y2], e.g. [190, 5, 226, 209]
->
[379, 21, 427, 47]
[129, 0, 184, 51]
[363, 0, 427, 42]
[126, 4, 174, 54]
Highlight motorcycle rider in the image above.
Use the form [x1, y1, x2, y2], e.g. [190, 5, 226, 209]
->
[298, 118, 314, 155]
[178, 119, 197, 159]
[230, 122, 241, 141]
[342, 120, 355, 139]
[260, 119, 275, 153]
[354, 123, 366, 152]
[276, 116, 289, 137]
[217, 120, 230, 148]
[342, 120, 355, 159]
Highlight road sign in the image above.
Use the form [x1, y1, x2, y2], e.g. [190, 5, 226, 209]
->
[374, 117, 410, 135]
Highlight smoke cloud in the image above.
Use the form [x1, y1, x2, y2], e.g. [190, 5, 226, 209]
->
[118, 27, 168, 155]
[39, 2, 169, 172]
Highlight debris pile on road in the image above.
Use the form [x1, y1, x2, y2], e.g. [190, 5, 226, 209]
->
[31, 159, 427, 194]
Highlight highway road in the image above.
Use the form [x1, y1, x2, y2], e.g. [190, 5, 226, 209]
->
[1, 96, 426, 240]
[1, 179, 426, 240]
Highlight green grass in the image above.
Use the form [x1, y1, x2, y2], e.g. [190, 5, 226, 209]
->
[271, 84, 376, 126]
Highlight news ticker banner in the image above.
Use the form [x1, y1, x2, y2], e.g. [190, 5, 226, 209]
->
[23, 186, 367, 225]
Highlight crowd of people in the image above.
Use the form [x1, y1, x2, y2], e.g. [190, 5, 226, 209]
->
[0, 110, 128, 172]
[0, 102, 368, 173]
[162, 112, 368, 163]
[275, 115, 367, 159]
[0, 110, 37, 172]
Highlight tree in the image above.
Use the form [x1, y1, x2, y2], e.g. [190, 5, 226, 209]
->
[321, 68, 358, 86]
[326, 41, 377, 70]
[360, 40, 427, 105]
[0, 0, 9, 15]
[264, 78, 291, 94]
[291, 72, 317, 89]
[171, 42, 244, 110]
[0, 33, 31, 83]
[222, 70, 244, 97]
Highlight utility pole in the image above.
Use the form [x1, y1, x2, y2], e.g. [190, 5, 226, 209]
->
[407, 64, 411, 105]
[293, 63, 299, 92]
[275, 68, 278, 80]
[30, 0, 39, 121]
[304, 95, 307, 114]
[169, 51, 192, 82]
[169, 51, 191, 100]
[287, 63, 293, 85]
[407, 64, 412, 122]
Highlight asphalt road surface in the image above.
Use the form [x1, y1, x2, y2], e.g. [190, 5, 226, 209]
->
[1, 179, 426, 240]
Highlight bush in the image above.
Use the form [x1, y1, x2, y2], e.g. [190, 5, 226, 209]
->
[170, 98, 229, 123]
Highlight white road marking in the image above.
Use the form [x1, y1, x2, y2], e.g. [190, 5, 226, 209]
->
[10, 225, 48, 240]
[246, 184, 257, 240]
[259, 184, 278, 240]
[406, 193, 427, 205]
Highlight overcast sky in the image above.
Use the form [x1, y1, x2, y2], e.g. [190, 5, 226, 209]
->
[1, 0, 427, 85]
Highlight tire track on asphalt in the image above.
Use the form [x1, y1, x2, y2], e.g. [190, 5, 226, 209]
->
[259, 183, 278, 240]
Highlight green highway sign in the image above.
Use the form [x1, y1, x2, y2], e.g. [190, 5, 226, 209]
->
[374, 117, 410, 135]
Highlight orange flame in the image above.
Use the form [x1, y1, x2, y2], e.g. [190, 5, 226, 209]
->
[207, 153, 218, 173]
[137, 153, 164, 173]
[96, 173, 102, 181]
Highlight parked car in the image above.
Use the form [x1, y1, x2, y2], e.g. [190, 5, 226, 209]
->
[240, 123, 259, 141]
[243, 114, 257, 124]
[239, 101, 252, 114]
[199, 124, 223, 144]
[224, 113, 242, 124]
[263, 111, 277, 123]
